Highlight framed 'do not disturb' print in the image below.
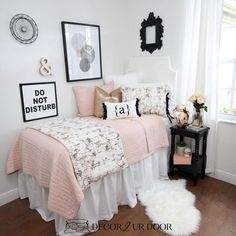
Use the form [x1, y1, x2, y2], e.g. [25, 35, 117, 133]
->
[19, 82, 58, 122]
[61, 21, 103, 82]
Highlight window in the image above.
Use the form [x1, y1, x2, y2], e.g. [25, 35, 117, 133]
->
[218, 0, 236, 119]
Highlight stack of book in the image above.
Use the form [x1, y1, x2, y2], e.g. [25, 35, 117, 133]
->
[173, 152, 192, 165]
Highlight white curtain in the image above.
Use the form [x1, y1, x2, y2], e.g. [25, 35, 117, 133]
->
[179, 0, 224, 173]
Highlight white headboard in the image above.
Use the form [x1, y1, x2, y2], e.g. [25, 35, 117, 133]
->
[126, 56, 177, 93]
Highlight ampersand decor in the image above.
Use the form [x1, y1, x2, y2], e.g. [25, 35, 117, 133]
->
[39, 58, 52, 76]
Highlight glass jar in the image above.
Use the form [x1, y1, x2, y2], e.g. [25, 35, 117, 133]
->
[192, 109, 203, 127]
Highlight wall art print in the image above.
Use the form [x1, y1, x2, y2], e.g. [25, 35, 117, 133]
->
[19, 82, 58, 122]
[61, 21, 103, 82]
[10, 13, 38, 44]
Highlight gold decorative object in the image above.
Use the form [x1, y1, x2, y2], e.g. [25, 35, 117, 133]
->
[173, 104, 189, 128]
[94, 87, 122, 118]
[39, 58, 52, 76]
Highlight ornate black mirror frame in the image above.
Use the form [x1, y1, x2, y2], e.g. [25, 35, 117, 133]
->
[140, 12, 164, 54]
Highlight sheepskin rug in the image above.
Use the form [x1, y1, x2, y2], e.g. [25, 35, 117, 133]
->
[138, 179, 201, 236]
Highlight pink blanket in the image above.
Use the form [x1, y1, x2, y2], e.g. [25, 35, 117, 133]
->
[7, 115, 169, 219]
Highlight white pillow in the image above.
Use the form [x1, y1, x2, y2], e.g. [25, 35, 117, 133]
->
[104, 73, 143, 89]
[121, 84, 171, 117]
[103, 99, 140, 120]
[121, 82, 174, 92]
[122, 83, 176, 118]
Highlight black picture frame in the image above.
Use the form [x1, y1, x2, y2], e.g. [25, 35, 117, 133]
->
[61, 21, 103, 82]
[19, 82, 58, 122]
[140, 12, 164, 54]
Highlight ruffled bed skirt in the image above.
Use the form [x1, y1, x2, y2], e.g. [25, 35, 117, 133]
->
[18, 148, 168, 236]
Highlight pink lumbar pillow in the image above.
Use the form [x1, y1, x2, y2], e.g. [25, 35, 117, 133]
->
[73, 81, 114, 117]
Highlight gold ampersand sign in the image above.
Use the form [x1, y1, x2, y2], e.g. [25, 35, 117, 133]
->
[39, 58, 52, 76]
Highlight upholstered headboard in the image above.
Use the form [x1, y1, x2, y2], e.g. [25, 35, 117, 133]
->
[126, 56, 177, 93]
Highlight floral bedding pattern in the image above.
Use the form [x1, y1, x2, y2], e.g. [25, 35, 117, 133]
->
[121, 84, 170, 116]
[31, 117, 128, 190]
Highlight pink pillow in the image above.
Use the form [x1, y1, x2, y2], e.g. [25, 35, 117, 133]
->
[73, 81, 114, 117]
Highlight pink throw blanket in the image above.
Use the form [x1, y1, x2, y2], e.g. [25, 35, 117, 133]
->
[7, 115, 169, 219]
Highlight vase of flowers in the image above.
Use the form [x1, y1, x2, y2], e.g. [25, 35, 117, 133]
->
[188, 93, 207, 127]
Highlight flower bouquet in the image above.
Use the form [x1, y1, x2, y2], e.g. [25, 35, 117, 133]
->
[188, 93, 207, 127]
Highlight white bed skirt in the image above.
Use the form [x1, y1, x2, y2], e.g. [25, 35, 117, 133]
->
[18, 148, 168, 236]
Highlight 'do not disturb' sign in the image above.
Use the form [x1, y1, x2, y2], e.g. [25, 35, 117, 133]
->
[19, 82, 58, 122]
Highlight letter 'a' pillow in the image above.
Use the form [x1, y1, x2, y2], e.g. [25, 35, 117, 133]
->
[103, 99, 141, 120]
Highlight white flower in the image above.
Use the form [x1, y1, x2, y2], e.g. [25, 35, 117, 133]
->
[188, 95, 197, 103]
[189, 92, 206, 104]
[176, 104, 186, 111]
[197, 96, 205, 104]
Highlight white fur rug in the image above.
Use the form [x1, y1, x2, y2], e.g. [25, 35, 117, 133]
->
[138, 179, 201, 236]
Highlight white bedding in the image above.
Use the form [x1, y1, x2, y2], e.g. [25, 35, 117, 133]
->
[18, 148, 169, 236]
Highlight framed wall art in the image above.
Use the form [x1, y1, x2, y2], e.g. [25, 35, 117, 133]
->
[61, 21, 103, 82]
[19, 82, 58, 122]
[140, 12, 164, 54]
[10, 13, 39, 44]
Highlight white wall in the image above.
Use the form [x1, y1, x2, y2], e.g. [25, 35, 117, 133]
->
[214, 122, 236, 185]
[0, 0, 129, 202]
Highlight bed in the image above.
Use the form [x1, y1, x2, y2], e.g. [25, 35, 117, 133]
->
[7, 57, 177, 236]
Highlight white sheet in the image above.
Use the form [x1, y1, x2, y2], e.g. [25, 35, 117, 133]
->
[18, 148, 169, 236]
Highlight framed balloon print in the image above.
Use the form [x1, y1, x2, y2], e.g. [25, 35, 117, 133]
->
[61, 21, 103, 82]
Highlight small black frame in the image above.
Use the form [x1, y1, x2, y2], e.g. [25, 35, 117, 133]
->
[61, 21, 103, 82]
[140, 12, 164, 54]
[19, 82, 58, 122]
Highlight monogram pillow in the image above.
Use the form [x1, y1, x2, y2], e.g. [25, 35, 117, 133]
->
[103, 99, 141, 120]
[121, 84, 171, 117]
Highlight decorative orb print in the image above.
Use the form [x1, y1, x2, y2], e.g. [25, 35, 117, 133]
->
[10, 14, 38, 44]
[71, 33, 86, 51]
[76, 48, 81, 57]
[80, 58, 90, 72]
[80, 44, 95, 63]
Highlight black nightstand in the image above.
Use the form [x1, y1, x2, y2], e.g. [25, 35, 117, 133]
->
[169, 125, 210, 186]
